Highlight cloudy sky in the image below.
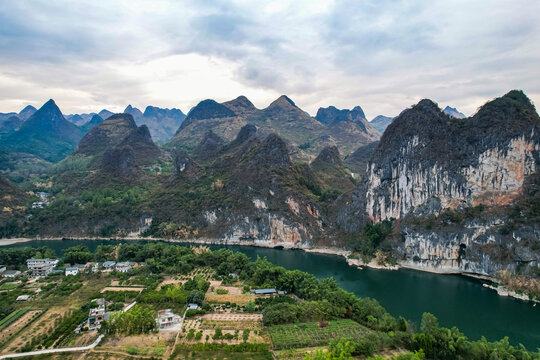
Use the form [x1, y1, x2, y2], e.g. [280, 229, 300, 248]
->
[0, 0, 539, 119]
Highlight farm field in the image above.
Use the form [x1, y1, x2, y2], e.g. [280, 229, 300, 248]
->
[0, 309, 43, 346]
[98, 332, 175, 357]
[268, 319, 369, 350]
[0, 282, 19, 291]
[172, 350, 272, 359]
[0, 308, 28, 331]
[0, 307, 68, 354]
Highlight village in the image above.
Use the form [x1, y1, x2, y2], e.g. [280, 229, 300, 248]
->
[0, 247, 290, 360]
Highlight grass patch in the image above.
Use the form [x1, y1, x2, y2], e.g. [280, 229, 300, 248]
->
[0, 283, 19, 291]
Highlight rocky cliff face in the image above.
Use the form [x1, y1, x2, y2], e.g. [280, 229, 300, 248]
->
[153, 125, 333, 247]
[344, 91, 540, 225]
[340, 90, 540, 276]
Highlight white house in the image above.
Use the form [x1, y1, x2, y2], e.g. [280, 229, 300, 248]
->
[115, 261, 135, 273]
[27, 258, 59, 277]
[65, 267, 79, 276]
[102, 261, 116, 270]
[157, 309, 181, 330]
[16, 295, 31, 301]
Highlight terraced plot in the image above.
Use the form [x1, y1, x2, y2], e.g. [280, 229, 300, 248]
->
[0, 309, 44, 346]
[268, 319, 368, 350]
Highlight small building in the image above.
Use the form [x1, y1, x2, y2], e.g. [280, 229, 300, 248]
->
[36, 192, 50, 201]
[102, 261, 116, 270]
[157, 309, 181, 330]
[250, 288, 278, 296]
[0, 265, 6, 273]
[115, 261, 135, 273]
[31, 201, 47, 209]
[140, 215, 153, 232]
[87, 298, 106, 330]
[187, 303, 200, 311]
[65, 267, 79, 276]
[2, 270, 21, 278]
[16, 295, 31, 301]
[27, 258, 59, 277]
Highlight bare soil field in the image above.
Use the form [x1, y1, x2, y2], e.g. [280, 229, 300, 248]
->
[0, 309, 42, 344]
[1, 307, 68, 354]
[205, 292, 255, 305]
[201, 313, 262, 321]
[182, 317, 265, 345]
[100, 286, 144, 293]
[157, 277, 186, 290]
[99, 332, 175, 357]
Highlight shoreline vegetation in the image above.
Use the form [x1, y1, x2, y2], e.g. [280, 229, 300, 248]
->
[1, 236, 538, 305]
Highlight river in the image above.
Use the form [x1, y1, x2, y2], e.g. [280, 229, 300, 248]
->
[2, 239, 539, 349]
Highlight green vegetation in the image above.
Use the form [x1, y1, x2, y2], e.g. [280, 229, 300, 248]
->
[269, 319, 368, 350]
[0, 283, 19, 290]
[41, 308, 87, 348]
[173, 342, 269, 353]
[102, 304, 156, 335]
[349, 219, 395, 261]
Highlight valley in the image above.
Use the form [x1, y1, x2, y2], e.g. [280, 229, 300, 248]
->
[1, 90, 539, 358]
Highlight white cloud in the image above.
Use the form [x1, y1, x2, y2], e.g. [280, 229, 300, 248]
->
[0, 0, 538, 119]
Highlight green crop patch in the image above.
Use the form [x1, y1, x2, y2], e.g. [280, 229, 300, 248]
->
[268, 319, 368, 350]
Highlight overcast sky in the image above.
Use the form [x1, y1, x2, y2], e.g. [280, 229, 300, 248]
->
[0, 0, 539, 119]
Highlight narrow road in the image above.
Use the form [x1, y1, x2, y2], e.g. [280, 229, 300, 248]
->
[169, 308, 189, 357]
[0, 334, 104, 359]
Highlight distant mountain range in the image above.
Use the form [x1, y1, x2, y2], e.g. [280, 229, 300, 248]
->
[123, 104, 186, 142]
[65, 105, 186, 142]
[0, 100, 84, 162]
[370, 115, 394, 133]
[0, 90, 539, 287]
[170, 95, 379, 160]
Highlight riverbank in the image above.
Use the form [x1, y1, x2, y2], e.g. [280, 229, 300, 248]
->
[1, 236, 537, 305]
[482, 283, 540, 305]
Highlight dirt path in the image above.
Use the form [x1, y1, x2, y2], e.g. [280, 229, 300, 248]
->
[0, 334, 104, 359]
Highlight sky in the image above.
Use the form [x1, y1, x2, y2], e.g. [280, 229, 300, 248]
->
[0, 0, 539, 120]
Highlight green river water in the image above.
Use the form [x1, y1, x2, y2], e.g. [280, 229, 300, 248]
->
[2, 239, 539, 350]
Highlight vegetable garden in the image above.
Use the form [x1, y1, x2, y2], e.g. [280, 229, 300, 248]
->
[268, 319, 368, 350]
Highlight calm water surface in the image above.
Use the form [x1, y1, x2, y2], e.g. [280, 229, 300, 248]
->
[3, 239, 539, 349]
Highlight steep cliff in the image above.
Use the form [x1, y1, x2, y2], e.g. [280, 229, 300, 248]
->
[340, 90, 540, 276]
[344, 90, 540, 225]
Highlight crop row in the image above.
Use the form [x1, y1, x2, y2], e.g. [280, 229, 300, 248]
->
[0, 309, 29, 332]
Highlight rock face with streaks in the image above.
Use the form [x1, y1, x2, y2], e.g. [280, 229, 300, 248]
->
[342, 91, 540, 227]
[340, 90, 540, 275]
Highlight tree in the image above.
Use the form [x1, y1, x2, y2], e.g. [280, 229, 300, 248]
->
[244, 301, 256, 313]
[187, 290, 204, 305]
[305, 338, 356, 360]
